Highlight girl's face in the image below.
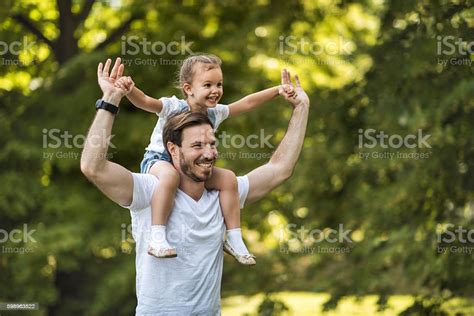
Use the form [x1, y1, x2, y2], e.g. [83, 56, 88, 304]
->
[184, 64, 223, 108]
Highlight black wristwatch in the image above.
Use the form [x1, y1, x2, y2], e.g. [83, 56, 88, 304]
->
[95, 99, 119, 115]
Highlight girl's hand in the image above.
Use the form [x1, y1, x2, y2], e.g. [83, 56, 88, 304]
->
[278, 69, 298, 100]
[278, 69, 299, 99]
[114, 76, 135, 95]
[278, 83, 296, 98]
[279, 69, 309, 107]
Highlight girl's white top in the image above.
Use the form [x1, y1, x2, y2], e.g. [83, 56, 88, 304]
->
[146, 96, 229, 153]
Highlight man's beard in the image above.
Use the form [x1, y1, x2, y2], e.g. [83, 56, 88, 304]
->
[178, 150, 214, 182]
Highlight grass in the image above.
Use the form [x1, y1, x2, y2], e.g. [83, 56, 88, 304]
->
[221, 292, 474, 316]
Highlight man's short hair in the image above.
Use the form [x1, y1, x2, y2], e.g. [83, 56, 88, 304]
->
[162, 111, 214, 158]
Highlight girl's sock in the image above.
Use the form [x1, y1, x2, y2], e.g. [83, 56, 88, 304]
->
[226, 228, 250, 255]
[150, 225, 173, 249]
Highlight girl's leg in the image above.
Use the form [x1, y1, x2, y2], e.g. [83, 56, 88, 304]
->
[148, 160, 180, 258]
[206, 167, 240, 229]
[206, 167, 254, 264]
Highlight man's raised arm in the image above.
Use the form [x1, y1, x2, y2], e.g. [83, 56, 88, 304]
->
[80, 58, 135, 207]
[245, 70, 310, 204]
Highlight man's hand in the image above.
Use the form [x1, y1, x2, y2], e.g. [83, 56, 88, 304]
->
[82, 57, 135, 206]
[245, 69, 310, 204]
[97, 57, 128, 106]
[278, 69, 310, 108]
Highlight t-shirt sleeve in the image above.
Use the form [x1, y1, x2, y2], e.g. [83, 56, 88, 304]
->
[236, 175, 250, 209]
[158, 96, 183, 118]
[121, 173, 159, 211]
[212, 104, 230, 129]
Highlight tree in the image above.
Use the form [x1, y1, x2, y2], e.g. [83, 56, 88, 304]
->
[11, 0, 145, 65]
[1, 0, 472, 315]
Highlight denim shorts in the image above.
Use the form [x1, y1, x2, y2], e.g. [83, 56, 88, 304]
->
[140, 150, 171, 173]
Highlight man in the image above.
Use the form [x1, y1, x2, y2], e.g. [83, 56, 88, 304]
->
[80, 57, 310, 315]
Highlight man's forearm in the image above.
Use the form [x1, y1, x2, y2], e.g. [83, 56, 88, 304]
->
[84, 57, 135, 206]
[245, 71, 310, 204]
[245, 101, 309, 204]
[80, 95, 118, 176]
[270, 102, 309, 179]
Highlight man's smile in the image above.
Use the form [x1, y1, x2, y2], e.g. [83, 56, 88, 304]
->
[195, 159, 214, 170]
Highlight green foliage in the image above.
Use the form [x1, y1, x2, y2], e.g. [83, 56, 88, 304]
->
[257, 294, 289, 316]
[0, 0, 473, 315]
[399, 297, 449, 316]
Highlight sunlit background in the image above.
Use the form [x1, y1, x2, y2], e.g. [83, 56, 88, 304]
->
[1, 0, 473, 315]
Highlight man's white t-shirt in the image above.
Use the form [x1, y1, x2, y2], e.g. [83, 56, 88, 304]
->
[124, 173, 249, 315]
[146, 96, 230, 153]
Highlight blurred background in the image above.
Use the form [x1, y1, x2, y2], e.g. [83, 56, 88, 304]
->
[0, 0, 473, 315]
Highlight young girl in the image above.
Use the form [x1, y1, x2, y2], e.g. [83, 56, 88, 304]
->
[115, 54, 294, 265]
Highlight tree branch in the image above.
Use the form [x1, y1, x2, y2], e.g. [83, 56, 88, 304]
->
[11, 14, 55, 48]
[94, 14, 141, 51]
[75, 0, 97, 27]
[56, 0, 72, 31]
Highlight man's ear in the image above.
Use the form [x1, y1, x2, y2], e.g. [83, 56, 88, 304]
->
[183, 83, 192, 97]
[167, 142, 178, 158]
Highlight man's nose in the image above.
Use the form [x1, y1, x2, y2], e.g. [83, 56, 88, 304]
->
[203, 145, 217, 159]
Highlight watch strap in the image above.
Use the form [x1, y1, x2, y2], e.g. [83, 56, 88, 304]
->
[96, 99, 119, 115]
